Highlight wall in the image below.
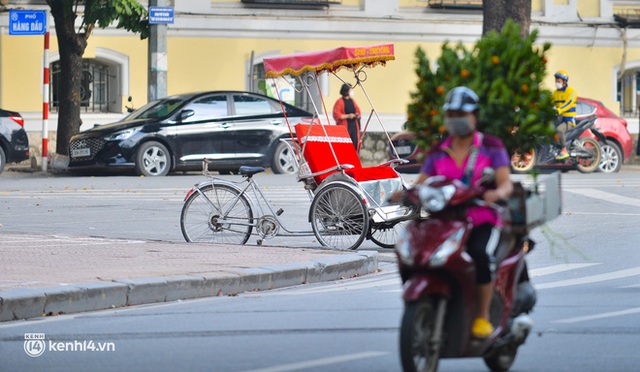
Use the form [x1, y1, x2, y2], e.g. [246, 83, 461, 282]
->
[4, 0, 640, 162]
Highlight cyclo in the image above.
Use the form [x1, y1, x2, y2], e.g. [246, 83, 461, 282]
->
[180, 44, 416, 250]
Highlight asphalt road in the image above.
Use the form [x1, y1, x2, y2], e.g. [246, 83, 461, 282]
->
[0, 169, 399, 249]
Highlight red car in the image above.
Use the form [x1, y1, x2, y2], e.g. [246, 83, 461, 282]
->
[389, 97, 633, 173]
[576, 97, 632, 173]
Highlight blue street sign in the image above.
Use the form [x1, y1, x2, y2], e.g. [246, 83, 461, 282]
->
[149, 6, 174, 25]
[9, 10, 47, 36]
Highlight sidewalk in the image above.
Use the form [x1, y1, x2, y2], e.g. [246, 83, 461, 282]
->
[0, 233, 381, 322]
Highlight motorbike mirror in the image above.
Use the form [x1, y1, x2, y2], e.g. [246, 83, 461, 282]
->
[479, 168, 495, 186]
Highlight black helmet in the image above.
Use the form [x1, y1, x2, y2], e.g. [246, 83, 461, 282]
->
[442, 86, 479, 113]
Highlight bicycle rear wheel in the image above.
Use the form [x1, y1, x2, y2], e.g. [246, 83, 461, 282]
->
[310, 183, 368, 250]
[181, 183, 253, 244]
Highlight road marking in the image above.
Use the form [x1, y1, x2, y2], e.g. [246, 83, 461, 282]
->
[2, 187, 311, 204]
[529, 263, 599, 277]
[242, 351, 388, 372]
[618, 283, 640, 288]
[553, 307, 640, 324]
[536, 266, 640, 289]
[564, 188, 640, 207]
[563, 212, 640, 217]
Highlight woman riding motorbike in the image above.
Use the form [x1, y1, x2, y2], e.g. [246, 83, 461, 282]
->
[403, 86, 513, 339]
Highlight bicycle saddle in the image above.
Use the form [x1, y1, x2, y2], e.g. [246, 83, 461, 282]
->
[239, 166, 265, 177]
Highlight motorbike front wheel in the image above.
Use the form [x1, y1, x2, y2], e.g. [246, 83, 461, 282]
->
[400, 298, 442, 372]
[510, 149, 536, 174]
[484, 343, 518, 372]
[575, 137, 601, 173]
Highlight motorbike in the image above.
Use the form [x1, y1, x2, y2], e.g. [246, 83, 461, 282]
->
[396, 173, 541, 372]
[511, 115, 605, 174]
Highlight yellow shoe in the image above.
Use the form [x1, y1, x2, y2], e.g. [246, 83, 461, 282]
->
[472, 317, 494, 339]
[555, 153, 569, 160]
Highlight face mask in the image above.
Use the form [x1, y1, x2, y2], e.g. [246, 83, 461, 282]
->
[349, 90, 355, 98]
[555, 82, 564, 90]
[444, 116, 475, 137]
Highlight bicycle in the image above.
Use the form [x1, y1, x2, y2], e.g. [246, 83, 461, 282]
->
[180, 159, 315, 246]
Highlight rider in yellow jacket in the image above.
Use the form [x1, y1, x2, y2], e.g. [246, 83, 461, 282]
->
[552, 70, 577, 160]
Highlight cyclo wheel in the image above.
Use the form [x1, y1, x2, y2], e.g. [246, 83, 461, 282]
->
[180, 183, 253, 244]
[310, 183, 368, 250]
[400, 298, 442, 372]
[510, 149, 536, 174]
[576, 137, 602, 173]
[370, 218, 412, 249]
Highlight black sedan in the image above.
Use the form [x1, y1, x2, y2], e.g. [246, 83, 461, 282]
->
[68, 91, 313, 176]
[0, 108, 30, 174]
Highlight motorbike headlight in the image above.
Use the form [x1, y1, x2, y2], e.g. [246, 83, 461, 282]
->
[419, 184, 456, 212]
[394, 228, 413, 267]
[429, 228, 464, 268]
[105, 128, 137, 141]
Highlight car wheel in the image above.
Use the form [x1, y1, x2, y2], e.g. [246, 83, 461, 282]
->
[135, 141, 171, 177]
[598, 141, 622, 173]
[0, 146, 5, 175]
[271, 141, 298, 174]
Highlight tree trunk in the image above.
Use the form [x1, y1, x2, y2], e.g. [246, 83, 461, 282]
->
[507, 0, 532, 37]
[483, 0, 507, 36]
[483, 0, 531, 37]
[49, 2, 88, 156]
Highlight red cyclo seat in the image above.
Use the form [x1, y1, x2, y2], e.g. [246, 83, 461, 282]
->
[295, 124, 399, 184]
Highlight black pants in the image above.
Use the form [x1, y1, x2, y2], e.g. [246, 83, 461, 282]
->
[347, 120, 359, 150]
[466, 223, 495, 284]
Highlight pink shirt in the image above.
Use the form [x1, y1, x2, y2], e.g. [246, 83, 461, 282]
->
[420, 131, 510, 226]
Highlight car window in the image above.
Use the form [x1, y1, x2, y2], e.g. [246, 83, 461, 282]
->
[232, 95, 276, 116]
[125, 98, 183, 121]
[182, 95, 229, 122]
[576, 101, 596, 116]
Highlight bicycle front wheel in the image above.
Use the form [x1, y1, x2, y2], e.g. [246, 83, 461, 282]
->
[180, 183, 253, 244]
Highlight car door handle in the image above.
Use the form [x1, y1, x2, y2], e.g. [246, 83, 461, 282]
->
[219, 123, 232, 129]
[269, 120, 283, 126]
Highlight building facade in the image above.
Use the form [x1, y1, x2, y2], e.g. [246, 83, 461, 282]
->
[1, 0, 640, 158]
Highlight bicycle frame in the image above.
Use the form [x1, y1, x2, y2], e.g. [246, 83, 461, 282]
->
[188, 173, 315, 243]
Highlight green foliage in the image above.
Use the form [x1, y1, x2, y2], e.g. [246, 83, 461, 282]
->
[406, 20, 557, 155]
[52, 0, 149, 39]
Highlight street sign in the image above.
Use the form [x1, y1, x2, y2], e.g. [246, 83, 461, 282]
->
[149, 6, 174, 25]
[9, 10, 47, 36]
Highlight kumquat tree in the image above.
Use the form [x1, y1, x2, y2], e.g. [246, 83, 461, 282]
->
[406, 20, 557, 157]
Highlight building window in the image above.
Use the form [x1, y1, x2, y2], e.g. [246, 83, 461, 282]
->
[617, 69, 640, 117]
[250, 61, 321, 114]
[50, 59, 113, 113]
[241, 0, 341, 8]
[428, 0, 482, 10]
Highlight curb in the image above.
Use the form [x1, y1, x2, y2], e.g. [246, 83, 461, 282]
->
[0, 251, 378, 322]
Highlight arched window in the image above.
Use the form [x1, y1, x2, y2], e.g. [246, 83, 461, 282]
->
[51, 59, 112, 113]
[617, 69, 640, 117]
[49, 48, 130, 114]
[248, 55, 324, 114]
